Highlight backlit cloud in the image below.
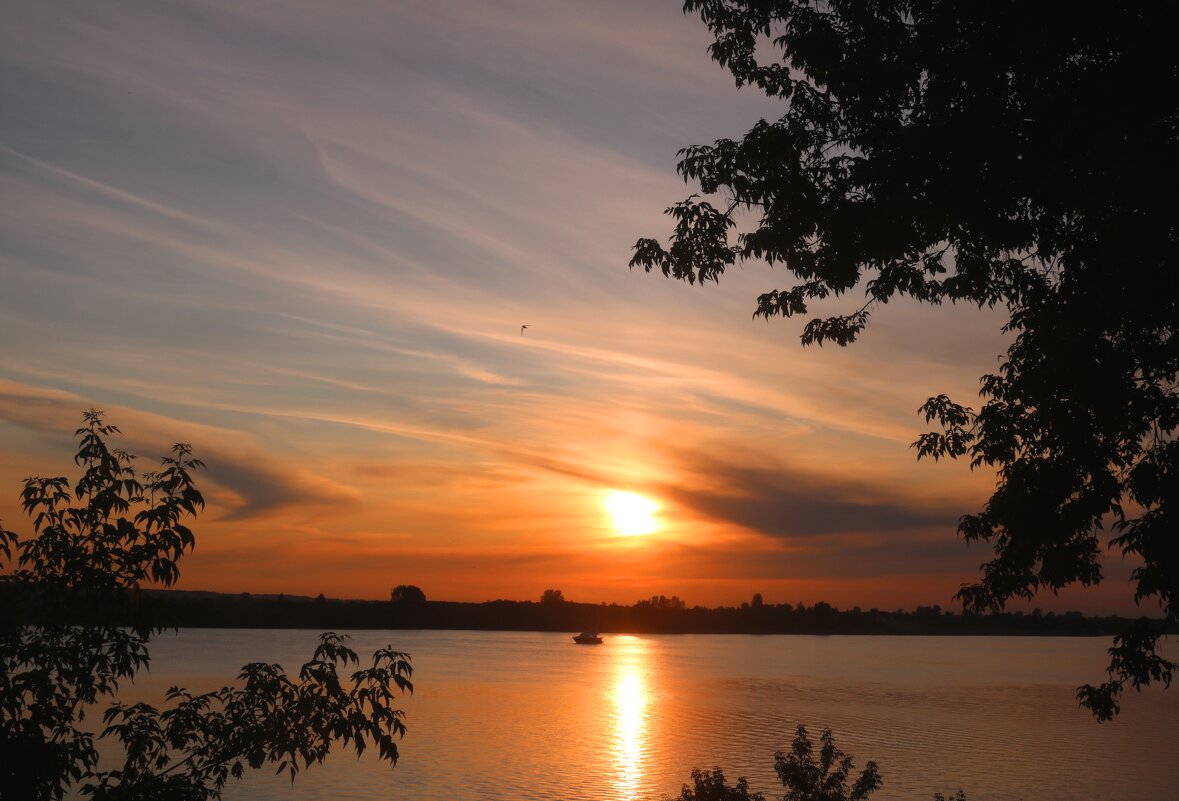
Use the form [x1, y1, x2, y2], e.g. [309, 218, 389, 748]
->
[0, 382, 357, 521]
[659, 451, 962, 539]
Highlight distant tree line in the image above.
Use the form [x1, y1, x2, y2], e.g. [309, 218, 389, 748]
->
[14, 586, 1169, 638]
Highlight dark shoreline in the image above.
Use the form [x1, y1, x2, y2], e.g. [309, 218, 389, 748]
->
[128, 590, 1173, 638]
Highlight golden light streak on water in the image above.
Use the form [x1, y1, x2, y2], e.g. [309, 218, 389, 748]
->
[611, 636, 652, 800]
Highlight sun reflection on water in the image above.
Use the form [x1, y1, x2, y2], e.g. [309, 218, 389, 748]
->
[611, 636, 652, 801]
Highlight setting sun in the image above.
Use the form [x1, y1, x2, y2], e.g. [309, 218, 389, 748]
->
[604, 490, 660, 536]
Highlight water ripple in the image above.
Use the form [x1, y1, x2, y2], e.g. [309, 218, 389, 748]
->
[84, 631, 1178, 801]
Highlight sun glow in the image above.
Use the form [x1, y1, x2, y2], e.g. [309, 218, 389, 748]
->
[604, 490, 660, 536]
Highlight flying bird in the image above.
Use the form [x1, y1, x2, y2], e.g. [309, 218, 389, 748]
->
[520, 325, 529, 336]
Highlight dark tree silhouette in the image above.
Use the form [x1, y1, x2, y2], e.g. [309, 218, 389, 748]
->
[0, 412, 412, 800]
[776, 726, 881, 801]
[633, 0, 1176, 720]
[391, 584, 427, 605]
[671, 726, 881, 801]
[540, 588, 566, 604]
[672, 767, 765, 801]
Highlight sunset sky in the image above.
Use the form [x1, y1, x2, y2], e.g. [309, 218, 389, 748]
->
[0, 0, 1137, 612]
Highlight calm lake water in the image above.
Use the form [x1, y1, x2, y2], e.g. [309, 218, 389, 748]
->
[100, 629, 1178, 801]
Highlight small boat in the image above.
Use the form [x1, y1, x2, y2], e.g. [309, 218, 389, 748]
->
[573, 632, 603, 645]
